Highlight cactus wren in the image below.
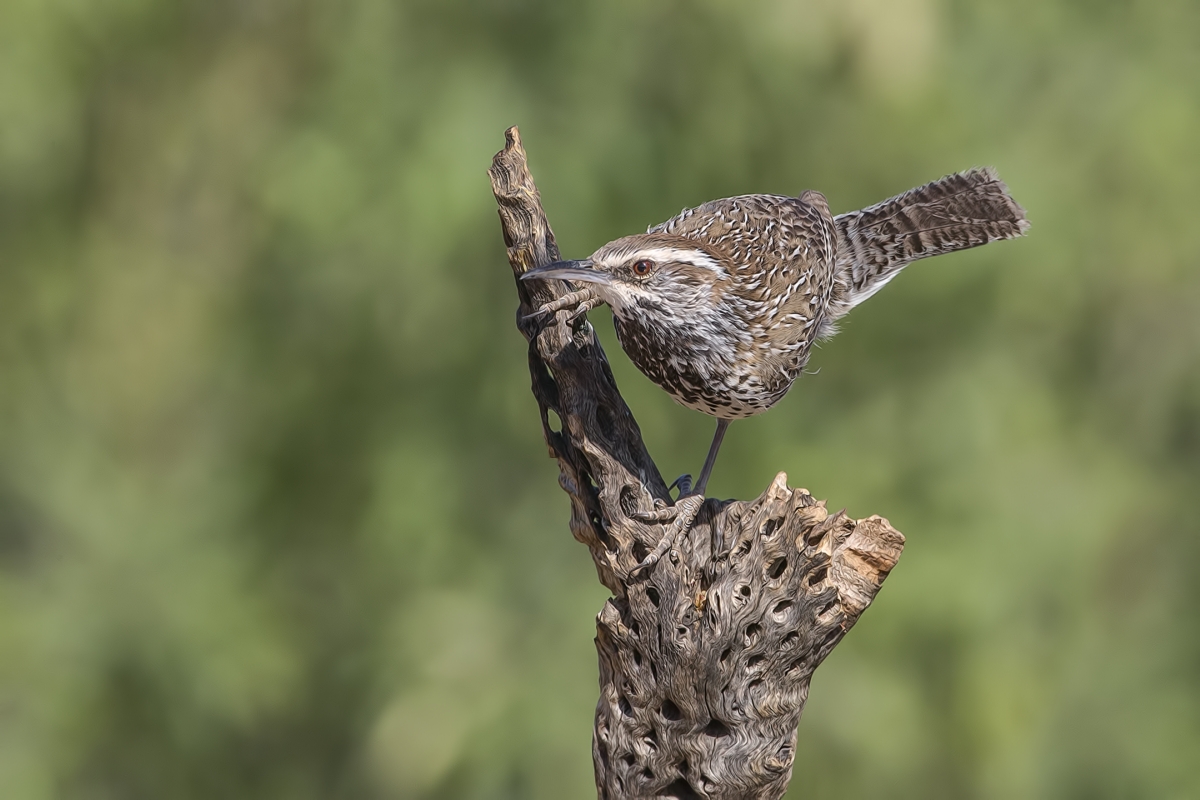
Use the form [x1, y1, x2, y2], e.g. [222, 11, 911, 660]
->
[524, 168, 1028, 511]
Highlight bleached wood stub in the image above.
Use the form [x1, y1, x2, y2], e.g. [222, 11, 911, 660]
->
[490, 126, 904, 800]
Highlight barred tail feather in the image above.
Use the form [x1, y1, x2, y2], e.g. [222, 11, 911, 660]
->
[832, 167, 1029, 312]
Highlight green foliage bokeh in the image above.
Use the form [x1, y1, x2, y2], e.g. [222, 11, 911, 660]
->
[2, 1, 1199, 797]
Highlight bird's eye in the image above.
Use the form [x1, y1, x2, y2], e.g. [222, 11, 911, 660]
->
[632, 259, 654, 276]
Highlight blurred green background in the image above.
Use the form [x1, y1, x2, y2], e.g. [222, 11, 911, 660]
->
[2, 0, 1198, 797]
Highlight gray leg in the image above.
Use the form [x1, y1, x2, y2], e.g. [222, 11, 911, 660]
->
[692, 418, 731, 497]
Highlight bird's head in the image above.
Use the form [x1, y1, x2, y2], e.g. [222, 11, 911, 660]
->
[521, 233, 731, 318]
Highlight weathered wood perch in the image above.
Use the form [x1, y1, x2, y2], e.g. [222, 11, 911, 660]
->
[490, 127, 905, 800]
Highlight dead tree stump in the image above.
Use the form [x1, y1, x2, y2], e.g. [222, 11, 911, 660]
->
[490, 127, 905, 800]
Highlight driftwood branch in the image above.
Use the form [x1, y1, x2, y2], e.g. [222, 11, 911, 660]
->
[490, 127, 905, 800]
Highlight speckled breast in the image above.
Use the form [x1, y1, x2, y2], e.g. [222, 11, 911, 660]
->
[612, 312, 801, 421]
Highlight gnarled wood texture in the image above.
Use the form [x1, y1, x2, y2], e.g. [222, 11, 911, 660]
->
[490, 127, 905, 800]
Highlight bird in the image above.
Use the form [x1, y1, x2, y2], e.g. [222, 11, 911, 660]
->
[522, 168, 1028, 541]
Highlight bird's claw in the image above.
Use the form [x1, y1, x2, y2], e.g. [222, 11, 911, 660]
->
[521, 288, 600, 324]
[630, 496, 678, 523]
[667, 473, 692, 499]
[566, 296, 601, 324]
[630, 504, 676, 524]
[629, 493, 705, 578]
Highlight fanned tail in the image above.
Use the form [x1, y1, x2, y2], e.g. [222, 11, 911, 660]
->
[832, 167, 1029, 314]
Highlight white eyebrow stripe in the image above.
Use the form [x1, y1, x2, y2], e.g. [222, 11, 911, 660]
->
[633, 247, 728, 276]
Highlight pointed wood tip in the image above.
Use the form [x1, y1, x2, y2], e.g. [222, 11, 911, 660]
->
[490, 126, 533, 196]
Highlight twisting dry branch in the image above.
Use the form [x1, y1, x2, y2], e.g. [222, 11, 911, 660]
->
[490, 127, 904, 800]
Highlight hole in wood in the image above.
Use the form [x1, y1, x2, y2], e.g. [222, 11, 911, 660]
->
[662, 777, 700, 796]
[761, 517, 782, 538]
[596, 404, 616, 440]
[772, 599, 794, 616]
[630, 619, 641, 637]
[646, 728, 658, 749]
[619, 696, 634, 717]
[661, 778, 700, 799]
[768, 557, 788, 579]
[787, 656, 808, 676]
[646, 586, 660, 607]
[546, 408, 563, 434]
[642, 767, 655, 780]
[621, 753, 636, 767]
[733, 540, 751, 559]
[738, 584, 751, 599]
[632, 541, 649, 562]
[781, 630, 800, 648]
[719, 647, 731, 664]
[746, 654, 765, 669]
[748, 679, 763, 692]
[660, 699, 682, 721]
[807, 565, 828, 586]
[744, 623, 762, 646]
[806, 526, 827, 548]
[818, 599, 838, 617]
[703, 719, 731, 738]
[633, 649, 642, 666]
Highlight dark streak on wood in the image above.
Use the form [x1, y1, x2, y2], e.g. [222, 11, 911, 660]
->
[489, 126, 905, 800]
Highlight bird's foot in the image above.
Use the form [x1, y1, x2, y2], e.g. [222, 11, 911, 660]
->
[566, 296, 602, 325]
[667, 473, 692, 499]
[521, 288, 600, 324]
[628, 493, 705, 578]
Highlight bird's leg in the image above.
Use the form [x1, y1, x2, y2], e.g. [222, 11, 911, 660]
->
[522, 287, 598, 322]
[626, 419, 731, 576]
[692, 418, 730, 497]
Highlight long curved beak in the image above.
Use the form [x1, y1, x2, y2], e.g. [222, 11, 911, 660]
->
[520, 259, 610, 285]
